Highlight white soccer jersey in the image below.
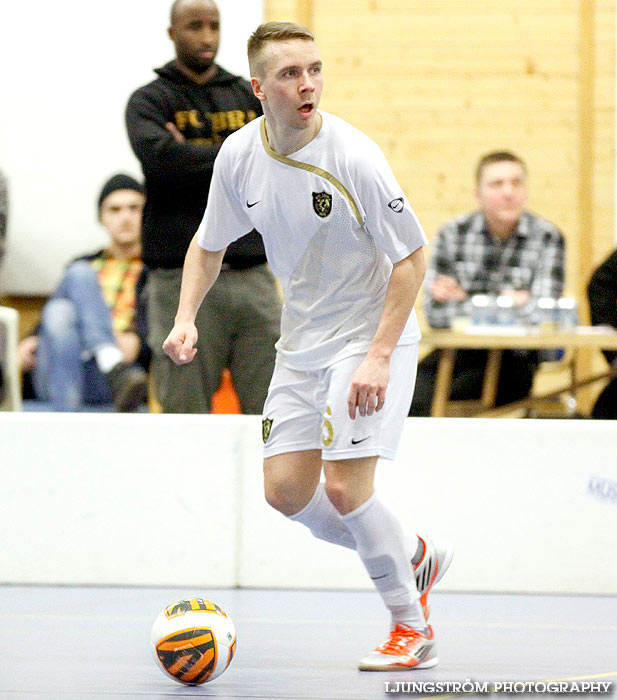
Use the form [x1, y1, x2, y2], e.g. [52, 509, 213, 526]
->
[197, 111, 428, 370]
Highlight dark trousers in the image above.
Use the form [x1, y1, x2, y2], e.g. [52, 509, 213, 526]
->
[148, 265, 281, 414]
[409, 348, 538, 416]
[591, 378, 617, 419]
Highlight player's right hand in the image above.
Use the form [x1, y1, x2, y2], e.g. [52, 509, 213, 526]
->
[162, 322, 198, 365]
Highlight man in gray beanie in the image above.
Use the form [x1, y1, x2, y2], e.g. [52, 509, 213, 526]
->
[18, 174, 151, 412]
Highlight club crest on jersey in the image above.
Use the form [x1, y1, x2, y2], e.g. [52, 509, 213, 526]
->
[262, 418, 274, 443]
[312, 191, 332, 218]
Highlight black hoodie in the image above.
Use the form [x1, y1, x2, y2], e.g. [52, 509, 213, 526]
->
[126, 62, 265, 269]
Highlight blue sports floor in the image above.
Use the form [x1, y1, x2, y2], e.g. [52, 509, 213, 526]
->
[1, 586, 615, 699]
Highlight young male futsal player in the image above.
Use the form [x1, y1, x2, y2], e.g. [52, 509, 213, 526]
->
[163, 22, 452, 670]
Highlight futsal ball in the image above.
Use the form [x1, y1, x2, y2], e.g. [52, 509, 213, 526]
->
[150, 597, 236, 685]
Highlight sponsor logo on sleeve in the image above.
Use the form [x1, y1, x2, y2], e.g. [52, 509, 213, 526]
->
[388, 197, 404, 213]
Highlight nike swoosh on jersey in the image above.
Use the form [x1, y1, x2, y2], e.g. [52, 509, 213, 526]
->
[247, 200, 260, 208]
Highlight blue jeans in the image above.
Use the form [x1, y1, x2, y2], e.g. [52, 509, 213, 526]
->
[34, 261, 115, 411]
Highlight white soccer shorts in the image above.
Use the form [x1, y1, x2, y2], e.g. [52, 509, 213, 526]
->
[262, 343, 418, 461]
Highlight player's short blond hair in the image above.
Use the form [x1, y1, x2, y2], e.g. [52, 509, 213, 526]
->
[247, 22, 315, 77]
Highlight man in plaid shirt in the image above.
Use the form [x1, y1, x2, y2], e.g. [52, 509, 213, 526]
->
[409, 151, 565, 416]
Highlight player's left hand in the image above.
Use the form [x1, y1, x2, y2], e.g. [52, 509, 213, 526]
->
[348, 355, 390, 419]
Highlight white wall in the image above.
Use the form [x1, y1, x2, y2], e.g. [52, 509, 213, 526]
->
[1, 414, 616, 594]
[0, 0, 265, 295]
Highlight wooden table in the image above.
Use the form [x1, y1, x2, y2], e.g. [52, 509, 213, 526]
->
[420, 326, 617, 417]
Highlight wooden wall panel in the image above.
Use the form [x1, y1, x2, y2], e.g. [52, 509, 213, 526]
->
[591, 0, 615, 270]
[315, 2, 580, 266]
[266, 0, 309, 23]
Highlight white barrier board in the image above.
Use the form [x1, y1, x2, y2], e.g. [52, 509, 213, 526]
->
[1, 414, 615, 594]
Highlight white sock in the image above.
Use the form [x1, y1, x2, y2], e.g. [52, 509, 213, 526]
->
[289, 483, 356, 549]
[342, 492, 427, 632]
[289, 484, 422, 562]
[95, 344, 124, 373]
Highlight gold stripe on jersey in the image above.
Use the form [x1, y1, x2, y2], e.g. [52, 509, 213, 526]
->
[260, 119, 363, 226]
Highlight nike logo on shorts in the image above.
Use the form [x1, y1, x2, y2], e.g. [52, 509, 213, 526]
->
[247, 200, 260, 208]
[351, 436, 371, 445]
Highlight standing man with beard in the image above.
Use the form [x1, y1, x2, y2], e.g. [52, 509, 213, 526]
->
[126, 0, 281, 414]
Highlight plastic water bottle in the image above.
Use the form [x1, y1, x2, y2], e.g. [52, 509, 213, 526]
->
[495, 295, 516, 326]
[536, 297, 559, 331]
[557, 297, 578, 330]
[471, 294, 493, 326]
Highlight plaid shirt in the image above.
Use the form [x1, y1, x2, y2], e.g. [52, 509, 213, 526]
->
[424, 211, 565, 328]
